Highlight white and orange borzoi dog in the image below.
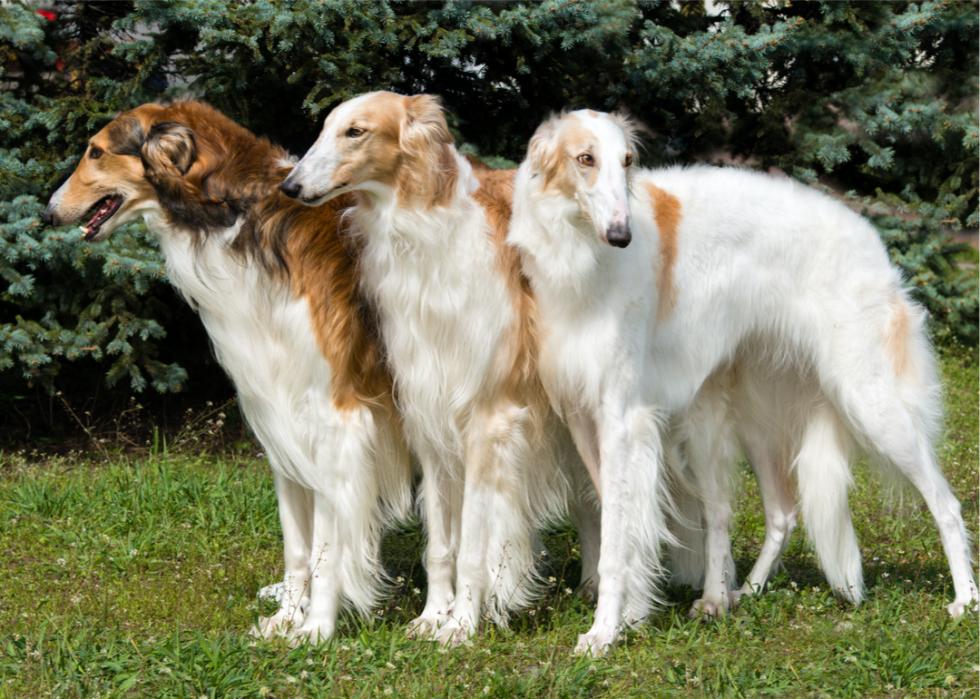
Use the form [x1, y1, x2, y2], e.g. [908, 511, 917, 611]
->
[508, 109, 978, 653]
[281, 92, 598, 644]
[44, 101, 412, 642]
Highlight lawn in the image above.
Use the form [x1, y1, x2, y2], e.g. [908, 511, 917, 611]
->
[0, 352, 977, 698]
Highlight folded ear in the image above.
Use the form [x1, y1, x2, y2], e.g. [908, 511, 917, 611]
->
[527, 115, 563, 189]
[400, 94, 453, 159]
[140, 120, 236, 231]
[396, 94, 458, 207]
[142, 122, 197, 176]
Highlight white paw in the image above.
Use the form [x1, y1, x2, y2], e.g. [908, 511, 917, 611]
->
[287, 617, 336, 645]
[573, 627, 618, 656]
[433, 617, 476, 647]
[947, 595, 979, 619]
[251, 608, 303, 639]
[689, 590, 737, 619]
[406, 613, 447, 640]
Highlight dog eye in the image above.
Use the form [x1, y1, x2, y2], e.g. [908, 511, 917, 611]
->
[577, 153, 594, 167]
[346, 127, 365, 138]
[89, 146, 104, 160]
[624, 153, 634, 167]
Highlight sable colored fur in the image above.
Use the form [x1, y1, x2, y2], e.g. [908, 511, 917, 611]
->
[45, 100, 412, 643]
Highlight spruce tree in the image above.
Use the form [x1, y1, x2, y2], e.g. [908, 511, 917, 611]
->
[1, 1, 975, 421]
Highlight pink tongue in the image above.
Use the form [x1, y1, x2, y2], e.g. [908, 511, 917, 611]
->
[87, 200, 113, 228]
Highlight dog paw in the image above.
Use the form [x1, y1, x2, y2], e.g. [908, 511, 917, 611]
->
[689, 592, 736, 619]
[286, 617, 336, 646]
[573, 627, 618, 657]
[433, 617, 476, 647]
[947, 595, 979, 619]
[406, 613, 446, 640]
[252, 609, 302, 639]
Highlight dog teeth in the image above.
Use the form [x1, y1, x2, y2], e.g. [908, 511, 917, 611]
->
[80, 225, 90, 236]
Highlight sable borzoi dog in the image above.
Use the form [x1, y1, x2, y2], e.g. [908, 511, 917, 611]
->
[508, 110, 978, 654]
[280, 92, 597, 645]
[43, 101, 412, 642]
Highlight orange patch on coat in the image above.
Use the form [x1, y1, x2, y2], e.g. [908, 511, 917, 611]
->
[394, 94, 459, 209]
[644, 182, 682, 320]
[472, 167, 549, 434]
[534, 121, 597, 197]
[884, 300, 909, 376]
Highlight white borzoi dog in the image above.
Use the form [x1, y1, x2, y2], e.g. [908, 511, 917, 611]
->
[508, 109, 978, 654]
[44, 101, 412, 642]
[281, 92, 596, 644]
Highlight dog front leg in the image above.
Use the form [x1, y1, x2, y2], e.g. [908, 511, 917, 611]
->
[437, 404, 540, 646]
[407, 450, 461, 639]
[289, 490, 343, 644]
[254, 470, 313, 638]
[290, 409, 376, 644]
[575, 403, 667, 656]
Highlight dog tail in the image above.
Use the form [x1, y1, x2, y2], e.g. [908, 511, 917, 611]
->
[794, 400, 864, 604]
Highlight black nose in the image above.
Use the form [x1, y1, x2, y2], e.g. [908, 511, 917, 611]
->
[606, 222, 631, 248]
[41, 206, 56, 226]
[279, 179, 302, 199]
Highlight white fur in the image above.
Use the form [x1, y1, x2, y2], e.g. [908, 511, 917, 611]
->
[287, 100, 583, 644]
[350, 174, 573, 643]
[148, 212, 411, 643]
[509, 111, 978, 653]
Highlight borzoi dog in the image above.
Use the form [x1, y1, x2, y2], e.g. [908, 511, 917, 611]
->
[508, 109, 977, 654]
[44, 101, 412, 642]
[281, 92, 596, 644]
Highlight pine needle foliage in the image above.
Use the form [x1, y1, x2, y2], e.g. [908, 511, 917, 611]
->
[1, 0, 976, 408]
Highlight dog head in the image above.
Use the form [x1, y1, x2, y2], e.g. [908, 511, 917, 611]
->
[524, 110, 639, 248]
[281, 91, 458, 208]
[44, 101, 253, 241]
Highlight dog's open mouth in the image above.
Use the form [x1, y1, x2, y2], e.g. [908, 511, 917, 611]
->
[80, 195, 123, 240]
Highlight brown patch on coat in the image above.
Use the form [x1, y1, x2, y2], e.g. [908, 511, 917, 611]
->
[528, 118, 597, 198]
[50, 100, 394, 414]
[322, 92, 458, 210]
[644, 182, 682, 320]
[885, 299, 909, 376]
[395, 94, 459, 209]
[467, 167, 551, 487]
[472, 167, 550, 429]
[318, 91, 404, 202]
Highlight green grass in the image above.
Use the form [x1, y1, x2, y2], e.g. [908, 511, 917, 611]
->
[1, 353, 977, 697]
